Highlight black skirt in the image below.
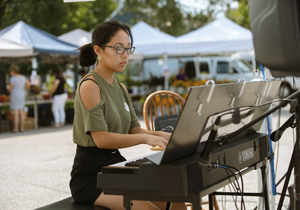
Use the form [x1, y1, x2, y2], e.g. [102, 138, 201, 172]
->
[70, 145, 126, 205]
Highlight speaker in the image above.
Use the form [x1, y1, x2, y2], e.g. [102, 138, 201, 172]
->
[249, 0, 300, 77]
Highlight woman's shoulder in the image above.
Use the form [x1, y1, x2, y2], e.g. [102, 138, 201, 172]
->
[79, 78, 101, 110]
[10, 75, 21, 82]
[118, 81, 127, 92]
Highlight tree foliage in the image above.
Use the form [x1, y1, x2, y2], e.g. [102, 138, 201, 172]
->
[226, 0, 249, 29]
[124, 0, 186, 36]
[0, 0, 118, 35]
[0, 0, 251, 37]
[184, 8, 215, 32]
[122, 0, 248, 36]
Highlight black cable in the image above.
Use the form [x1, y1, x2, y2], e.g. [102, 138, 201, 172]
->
[226, 167, 245, 210]
[225, 165, 246, 210]
[212, 164, 245, 210]
[210, 164, 239, 209]
[252, 98, 292, 108]
[205, 98, 291, 130]
[203, 98, 292, 141]
[225, 167, 243, 210]
[202, 107, 254, 137]
[224, 167, 239, 209]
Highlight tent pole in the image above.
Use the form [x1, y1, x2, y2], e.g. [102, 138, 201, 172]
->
[163, 54, 169, 90]
[196, 54, 200, 79]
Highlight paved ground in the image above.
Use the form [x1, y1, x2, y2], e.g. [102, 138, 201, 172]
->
[0, 107, 295, 210]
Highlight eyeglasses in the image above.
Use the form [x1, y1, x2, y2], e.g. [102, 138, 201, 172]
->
[100, 45, 135, 55]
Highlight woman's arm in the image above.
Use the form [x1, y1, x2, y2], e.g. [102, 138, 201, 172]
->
[119, 82, 171, 142]
[25, 79, 31, 89]
[129, 126, 172, 141]
[81, 77, 168, 149]
[49, 79, 60, 97]
[8, 82, 13, 93]
[91, 130, 168, 149]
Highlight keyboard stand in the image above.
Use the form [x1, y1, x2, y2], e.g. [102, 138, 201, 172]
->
[121, 160, 269, 210]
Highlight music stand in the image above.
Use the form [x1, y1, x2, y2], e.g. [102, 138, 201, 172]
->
[146, 80, 282, 165]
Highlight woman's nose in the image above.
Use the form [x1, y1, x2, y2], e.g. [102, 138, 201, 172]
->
[121, 52, 129, 59]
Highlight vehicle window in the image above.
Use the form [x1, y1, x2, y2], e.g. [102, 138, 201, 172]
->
[232, 60, 252, 73]
[217, 62, 230, 73]
[199, 62, 209, 74]
[185, 61, 196, 78]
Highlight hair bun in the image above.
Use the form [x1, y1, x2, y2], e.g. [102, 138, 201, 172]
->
[79, 44, 96, 67]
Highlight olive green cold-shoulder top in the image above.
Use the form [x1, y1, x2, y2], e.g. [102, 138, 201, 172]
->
[73, 71, 140, 147]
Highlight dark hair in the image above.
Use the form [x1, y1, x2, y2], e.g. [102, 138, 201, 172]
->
[54, 67, 66, 82]
[9, 64, 20, 73]
[79, 20, 133, 67]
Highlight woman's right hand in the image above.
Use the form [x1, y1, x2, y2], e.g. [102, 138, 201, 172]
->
[143, 135, 168, 148]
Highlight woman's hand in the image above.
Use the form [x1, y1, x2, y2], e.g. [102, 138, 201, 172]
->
[143, 134, 168, 148]
[157, 131, 172, 141]
[129, 127, 172, 148]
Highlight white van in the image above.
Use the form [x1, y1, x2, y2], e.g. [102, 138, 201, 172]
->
[141, 56, 257, 83]
[128, 56, 296, 97]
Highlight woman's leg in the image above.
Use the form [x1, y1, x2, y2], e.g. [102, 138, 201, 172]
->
[52, 95, 60, 127]
[20, 109, 25, 131]
[12, 110, 19, 132]
[94, 193, 160, 210]
[94, 193, 187, 210]
[59, 93, 68, 125]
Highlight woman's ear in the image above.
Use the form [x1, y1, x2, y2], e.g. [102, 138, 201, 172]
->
[93, 45, 101, 56]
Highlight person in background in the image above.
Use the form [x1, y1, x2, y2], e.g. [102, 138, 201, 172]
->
[70, 20, 186, 210]
[176, 67, 189, 81]
[8, 64, 30, 132]
[49, 68, 68, 128]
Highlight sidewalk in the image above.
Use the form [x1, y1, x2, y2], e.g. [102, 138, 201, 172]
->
[0, 109, 294, 210]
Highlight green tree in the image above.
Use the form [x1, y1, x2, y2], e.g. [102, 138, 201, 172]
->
[155, 0, 185, 36]
[124, 0, 186, 36]
[64, 0, 118, 32]
[0, 0, 118, 35]
[183, 8, 215, 32]
[226, 0, 249, 29]
[182, 0, 250, 32]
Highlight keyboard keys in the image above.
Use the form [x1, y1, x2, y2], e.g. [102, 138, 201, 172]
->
[125, 158, 151, 167]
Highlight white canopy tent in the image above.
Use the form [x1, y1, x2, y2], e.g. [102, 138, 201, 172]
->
[131, 21, 176, 57]
[166, 17, 253, 56]
[0, 37, 33, 57]
[130, 18, 253, 58]
[58, 28, 92, 47]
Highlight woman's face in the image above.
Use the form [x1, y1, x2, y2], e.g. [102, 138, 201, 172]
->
[9, 70, 16, 76]
[99, 29, 131, 73]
